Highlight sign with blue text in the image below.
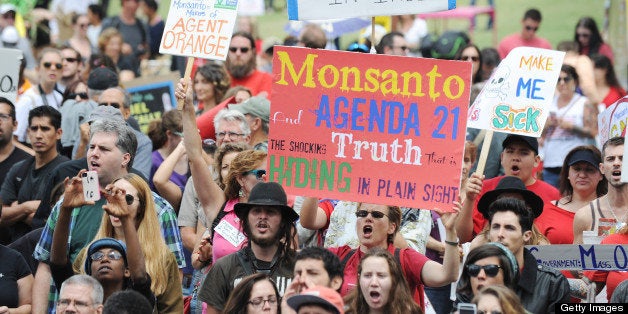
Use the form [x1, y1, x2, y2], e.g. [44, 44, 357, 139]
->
[527, 244, 628, 271]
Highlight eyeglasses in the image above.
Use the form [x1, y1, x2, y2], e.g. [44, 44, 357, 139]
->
[243, 169, 266, 180]
[229, 47, 250, 53]
[466, 264, 501, 277]
[42, 62, 63, 70]
[90, 250, 123, 261]
[64, 57, 80, 63]
[99, 102, 121, 109]
[525, 25, 538, 32]
[248, 296, 279, 308]
[557, 76, 573, 84]
[0, 113, 12, 121]
[478, 311, 502, 314]
[355, 210, 388, 219]
[461, 56, 479, 62]
[69, 92, 89, 100]
[57, 299, 95, 311]
[216, 131, 245, 139]
[576, 33, 590, 38]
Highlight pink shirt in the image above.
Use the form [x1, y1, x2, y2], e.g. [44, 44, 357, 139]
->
[212, 198, 248, 262]
[498, 34, 552, 59]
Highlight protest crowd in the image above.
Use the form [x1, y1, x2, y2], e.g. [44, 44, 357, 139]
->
[1, 1, 628, 314]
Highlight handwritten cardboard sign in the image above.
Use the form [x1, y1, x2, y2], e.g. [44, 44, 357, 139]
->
[287, 0, 455, 20]
[467, 47, 565, 137]
[268, 46, 471, 209]
[0, 48, 23, 104]
[598, 95, 628, 147]
[159, 0, 239, 60]
[527, 244, 628, 271]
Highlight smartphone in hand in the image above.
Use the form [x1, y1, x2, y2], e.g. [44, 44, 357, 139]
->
[82, 171, 100, 202]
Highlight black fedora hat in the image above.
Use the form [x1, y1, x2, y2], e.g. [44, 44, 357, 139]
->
[234, 182, 299, 222]
[477, 176, 544, 219]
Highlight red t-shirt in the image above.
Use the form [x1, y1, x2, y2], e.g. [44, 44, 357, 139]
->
[472, 176, 560, 235]
[536, 201, 576, 244]
[584, 233, 628, 301]
[603, 86, 627, 108]
[230, 70, 272, 97]
[328, 244, 429, 309]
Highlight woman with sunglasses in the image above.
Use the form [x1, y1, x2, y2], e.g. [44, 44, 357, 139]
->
[472, 285, 528, 314]
[574, 17, 614, 63]
[328, 203, 460, 311]
[49, 171, 160, 308]
[148, 110, 189, 212]
[345, 248, 422, 314]
[542, 64, 597, 188]
[455, 44, 484, 85]
[454, 243, 518, 308]
[51, 172, 183, 313]
[223, 273, 281, 314]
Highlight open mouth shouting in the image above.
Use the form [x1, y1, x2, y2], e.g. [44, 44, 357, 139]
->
[256, 220, 270, 233]
[362, 225, 373, 238]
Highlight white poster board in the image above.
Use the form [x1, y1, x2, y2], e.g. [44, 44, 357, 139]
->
[599, 95, 628, 146]
[286, 0, 455, 20]
[238, 0, 265, 16]
[467, 47, 565, 137]
[159, 0, 239, 61]
[0, 48, 23, 104]
[527, 244, 628, 271]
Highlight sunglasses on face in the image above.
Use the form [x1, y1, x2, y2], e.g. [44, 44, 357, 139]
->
[43, 62, 63, 70]
[243, 169, 266, 180]
[99, 102, 121, 109]
[467, 264, 501, 277]
[64, 57, 80, 63]
[125, 194, 136, 205]
[557, 76, 573, 83]
[69, 92, 89, 100]
[90, 250, 123, 261]
[355, 209, 388, 219]
[525, 25, 538, 32]
[229, 47, 250, 53]
[461, 55, 479, 62]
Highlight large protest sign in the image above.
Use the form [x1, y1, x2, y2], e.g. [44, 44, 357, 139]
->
[159, 0, 239, 60]
[527, 244, 628, 271]
[598, 95, 628, 147]
[467, 47, 565, 137]
[287, 0, 455, 20]
[268, 46, 471, 209]
[0, 48, 23, 103]
[125, 73, 179, 133]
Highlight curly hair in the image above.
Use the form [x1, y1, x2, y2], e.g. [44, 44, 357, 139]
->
[224, 150, 267, 200]
[213, 142, 250, 189]
[346, 248, 422, 314]
[98, 28, 123, 54]
[195, 63, 231, 103]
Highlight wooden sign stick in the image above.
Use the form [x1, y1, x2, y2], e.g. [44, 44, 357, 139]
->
[177, 56, 195, 110]
[474, 130, 493, 176]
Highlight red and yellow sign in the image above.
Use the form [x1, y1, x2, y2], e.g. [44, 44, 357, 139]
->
[268, 46, 471, 209]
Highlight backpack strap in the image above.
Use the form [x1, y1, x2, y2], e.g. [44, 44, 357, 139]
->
[340, 249, 357, 270]
[236, 249, 255, 276]
[209, 201, 229, 244]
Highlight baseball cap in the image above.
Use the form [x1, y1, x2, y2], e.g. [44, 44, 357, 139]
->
[567, 149, 600, 167]
[287, 286, 344, 314]
[88, 67, 119, 90]
[0, 4, 16, 15]
[229, 96, 270, 123]
[87, 105, 124, 124]
[502, 134, 538, 155]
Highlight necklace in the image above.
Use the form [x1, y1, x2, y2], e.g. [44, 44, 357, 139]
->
[605, 197, 627, 231]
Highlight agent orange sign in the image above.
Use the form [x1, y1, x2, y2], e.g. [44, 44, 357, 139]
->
[268, 46, 471, 209]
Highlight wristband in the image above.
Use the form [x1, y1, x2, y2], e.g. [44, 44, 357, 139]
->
[445, 240, 459, 246]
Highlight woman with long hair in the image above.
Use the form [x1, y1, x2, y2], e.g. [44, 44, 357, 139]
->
[592, 54, 626, 108]
[455, 243, 518, 306]
[223, 273, 281, 314]
[194, 63, 231, 115]
[148, 109, 188, 212]
[537, 146, 606, 244]
[574, 17, 614, 63]
[455, 44, 484, 84]
[542, 64, 597, 188]
[472, 285, 527, 314]
[345, 248, 422, 314]
[98, 28, 138, 81]
[74, 173, 183, 313]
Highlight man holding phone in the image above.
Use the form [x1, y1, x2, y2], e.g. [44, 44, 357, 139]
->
[0, 106, 68, 244]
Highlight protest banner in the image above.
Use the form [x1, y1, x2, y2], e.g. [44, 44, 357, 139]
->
[268, 46, 471, 209]
[125, 73, 180, 133]
[287, 0, 455, 20]
[159, 0, 239, 61]
[467, 47, 565, 137]
[0, 48, 23, 103]
[527, 244, 628, 271]
[598, 96, 628, 146]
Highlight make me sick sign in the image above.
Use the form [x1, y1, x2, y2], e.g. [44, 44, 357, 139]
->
[268, 46, 471, 209]
[159, 0, 239, 60]
[468, 47, 565, 137]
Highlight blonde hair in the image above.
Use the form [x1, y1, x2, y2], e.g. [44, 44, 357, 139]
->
[75, 174, 171, 295]
[98, 28, 123, 53]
